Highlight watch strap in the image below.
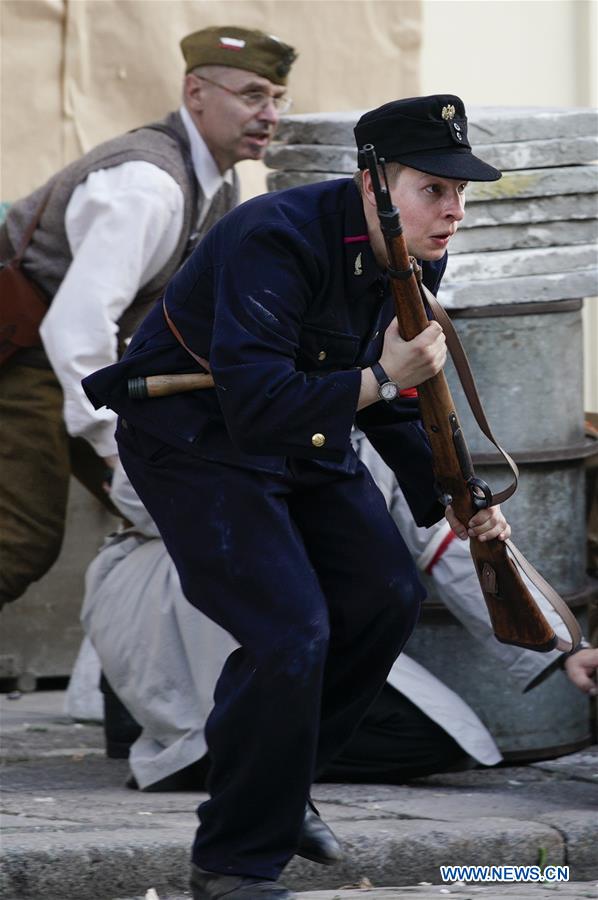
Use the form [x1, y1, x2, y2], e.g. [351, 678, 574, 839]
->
[371, 361, 392, 388]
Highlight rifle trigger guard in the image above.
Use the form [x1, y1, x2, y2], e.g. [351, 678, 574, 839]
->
[467, 477, 493, 510]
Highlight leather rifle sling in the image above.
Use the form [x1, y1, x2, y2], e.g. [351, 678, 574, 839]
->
[162, 297, 211, 374]
[423, 283, 582, 652]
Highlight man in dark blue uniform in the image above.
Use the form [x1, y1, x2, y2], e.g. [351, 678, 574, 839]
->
[84, 95, 510, 900]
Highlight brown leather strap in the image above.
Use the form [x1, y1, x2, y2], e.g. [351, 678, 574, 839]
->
[421, 283, 519, 505]
[505, 539, 582, 652]
[13, 188, 53, 265]
[420, 285, 581, 652]
[162, 297, 211, 373]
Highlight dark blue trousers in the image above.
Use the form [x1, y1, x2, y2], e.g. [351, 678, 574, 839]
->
[117, 421, 424, 880]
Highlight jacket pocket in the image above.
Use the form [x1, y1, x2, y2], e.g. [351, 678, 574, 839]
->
[296, 324, 360, 372]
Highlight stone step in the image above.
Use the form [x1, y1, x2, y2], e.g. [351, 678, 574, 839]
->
[265, 137, 598, 175]
[0, 811, 580, 900]
[267, 176, 597, 230]
[266, 166, 598, 202]
[450, 219, 598, 254]
[443, 244, 597, 282]
[474, 137, 598, 171]
[265, 144, 356, 172]
[438, 270, 598, 309]
[464, 166, 597, 202]
[461, 194, 598, 229]
[468, 106, 598, 146]
[275, 108, 598, 147]
[266, 175, 598, 252]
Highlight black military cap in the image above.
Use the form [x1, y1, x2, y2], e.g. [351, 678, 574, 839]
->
[181, 26, 297, 86]
[355, 94, 501, 182]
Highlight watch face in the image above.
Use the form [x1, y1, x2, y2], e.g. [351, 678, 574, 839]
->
[380, 381, 398, 401]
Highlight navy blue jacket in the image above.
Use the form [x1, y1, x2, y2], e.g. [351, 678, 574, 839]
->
[84, 178, 447, 526]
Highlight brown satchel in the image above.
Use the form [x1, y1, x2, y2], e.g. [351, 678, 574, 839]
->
[0, 191, 51, 367]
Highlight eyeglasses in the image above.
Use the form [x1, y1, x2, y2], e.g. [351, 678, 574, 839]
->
[195, 74, 293, 114]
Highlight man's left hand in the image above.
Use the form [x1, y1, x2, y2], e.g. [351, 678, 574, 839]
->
[445, 504, 511, 543]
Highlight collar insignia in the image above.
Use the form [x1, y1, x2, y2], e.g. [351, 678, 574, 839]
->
[354, 252, 363, 276]
[442, 104, 456, 121]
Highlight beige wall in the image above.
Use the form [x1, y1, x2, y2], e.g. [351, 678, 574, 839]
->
[421, 0, 597, 106]
[0, 0, 421, 199]
[421, 0, 598, 413]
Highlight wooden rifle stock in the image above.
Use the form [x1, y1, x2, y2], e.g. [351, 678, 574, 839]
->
[363, 144, 580, 652]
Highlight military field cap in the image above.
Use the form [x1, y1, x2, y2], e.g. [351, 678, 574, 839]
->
[354, 94, 501, 182]
[181, 26, 297, 85]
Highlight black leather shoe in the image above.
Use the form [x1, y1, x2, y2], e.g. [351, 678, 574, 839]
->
[100, 674, 141, 759]
[190, 864, 295, 899]
[296, 803, 342, 866]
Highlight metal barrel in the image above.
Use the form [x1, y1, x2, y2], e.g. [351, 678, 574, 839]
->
[405, 601, 591, 760]
[414, 298, 596, 757]
[446, 300, 585, 452]
[445, 299, 595, 596]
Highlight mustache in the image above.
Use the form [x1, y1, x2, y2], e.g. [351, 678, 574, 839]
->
[243, 126, 275, 137]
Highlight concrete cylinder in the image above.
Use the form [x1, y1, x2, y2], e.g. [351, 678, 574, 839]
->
[445, 300, 593, 595]
[404, 603, 591, 759]
[425, 304, 595, 755]
[446, 301, 585, 452]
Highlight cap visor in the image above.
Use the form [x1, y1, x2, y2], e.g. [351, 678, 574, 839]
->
[395, 148, 501, 182]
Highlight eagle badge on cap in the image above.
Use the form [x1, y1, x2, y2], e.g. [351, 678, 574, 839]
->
[441, 105, 456, 121]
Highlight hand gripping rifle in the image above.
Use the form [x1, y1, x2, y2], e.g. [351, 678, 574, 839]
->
[363, 143, 581, 652]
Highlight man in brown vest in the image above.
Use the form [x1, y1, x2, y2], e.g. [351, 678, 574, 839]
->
[0, 26, 296, 608]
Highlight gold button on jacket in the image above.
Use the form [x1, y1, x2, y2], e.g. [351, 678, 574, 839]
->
[311, 433, 326, 448]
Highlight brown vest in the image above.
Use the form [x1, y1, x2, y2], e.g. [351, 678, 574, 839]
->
[1, 111, 239, 351]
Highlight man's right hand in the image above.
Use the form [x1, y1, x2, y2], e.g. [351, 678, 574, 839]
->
[357, 319, 446, 411]
[380, 319, 447, 388]
[564, 647, 598, 696]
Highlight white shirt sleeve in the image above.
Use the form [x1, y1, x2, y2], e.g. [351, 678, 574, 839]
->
[39, 161, 185, 458]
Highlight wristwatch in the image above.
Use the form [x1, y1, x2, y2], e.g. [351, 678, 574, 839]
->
[371, 362, 399, 403]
